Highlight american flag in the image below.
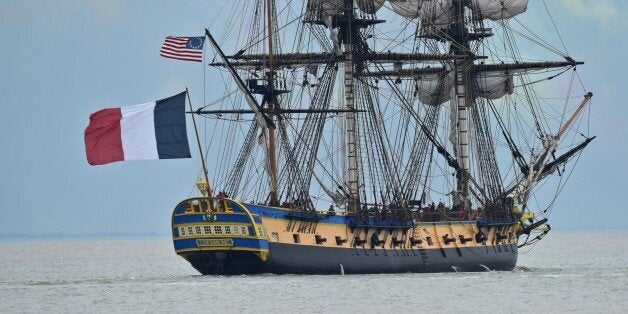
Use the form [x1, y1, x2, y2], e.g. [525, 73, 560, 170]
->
[160, 36, 205, 62]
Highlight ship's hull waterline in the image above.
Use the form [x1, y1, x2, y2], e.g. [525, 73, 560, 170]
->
[180, 243, 517, 275]
[172, 198, 520, 275]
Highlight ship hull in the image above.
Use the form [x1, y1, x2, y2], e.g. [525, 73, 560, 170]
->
[173, 198, 520, 275]
[181, 242, 517, 275]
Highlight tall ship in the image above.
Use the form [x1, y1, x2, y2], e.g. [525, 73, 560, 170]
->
[171, 0, 594, 274]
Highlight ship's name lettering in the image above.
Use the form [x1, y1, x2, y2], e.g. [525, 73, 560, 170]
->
[196, 239, 234, 247]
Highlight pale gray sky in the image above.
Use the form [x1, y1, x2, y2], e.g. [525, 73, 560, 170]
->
[0, 0, 625, 235]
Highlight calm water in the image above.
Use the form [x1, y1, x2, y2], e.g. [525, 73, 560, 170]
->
[1, 231, 626, 313]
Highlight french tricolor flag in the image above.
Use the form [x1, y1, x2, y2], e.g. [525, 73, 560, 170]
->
[84, 92, 191, 165]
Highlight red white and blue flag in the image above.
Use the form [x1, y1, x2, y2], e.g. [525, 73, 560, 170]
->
[160, 36, 205, 62]
[84, 92, 191, 165]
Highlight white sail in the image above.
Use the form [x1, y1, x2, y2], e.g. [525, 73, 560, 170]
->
[257, 129, 276, 187]
[309, 0, 451, 39]
[474, 70, 515, 99]
[418, 0, 452, 27]
[469, 0, 528, 21]
[416, 72, 453, 105]
[307, 0, 344, 19]
[389, 0, 452, 27]
[389, 0, 422, 19]
[313, 173, 346, 206]
[416, 70, 516, 105]
[355, 0, 526, 24]
[356, 0, 386, 14]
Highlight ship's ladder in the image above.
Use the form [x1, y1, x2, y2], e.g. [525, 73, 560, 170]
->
[418, 245, 429, 266]
[390, 229, 405, 257]
[412, 229, 429, 265]
[446, 223, 463, 257]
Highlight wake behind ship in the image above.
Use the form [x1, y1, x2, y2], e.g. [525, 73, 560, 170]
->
[168, 0, 593, 275]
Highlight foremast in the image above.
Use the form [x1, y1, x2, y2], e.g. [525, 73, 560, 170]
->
[414, 0, 588, 217]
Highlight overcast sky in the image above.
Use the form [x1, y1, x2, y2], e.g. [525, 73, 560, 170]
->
[0, 0, 625, 236]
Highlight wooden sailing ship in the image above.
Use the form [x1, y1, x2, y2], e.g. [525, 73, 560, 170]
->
[171, 0, 594, 274]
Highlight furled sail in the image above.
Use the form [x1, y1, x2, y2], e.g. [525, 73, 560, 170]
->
[356, 0, 386, 14]
[416, 72, 454, 105]
[353, 0, 526, 23]
[473, 70, 515, 99]
[416, 0, 452, 31]
[309, 0, 525, 37]
[385, 0, 452, 27]
[415, 70, 516, 105]
[313, 173, 346, 206]
[310, 0, 451, 34]
[389, 0, 421, 19]
[307, 0, 344, 20]
[469, 0, 529, 21]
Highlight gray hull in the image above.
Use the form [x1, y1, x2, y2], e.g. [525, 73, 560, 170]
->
[181, 242, 518, 275]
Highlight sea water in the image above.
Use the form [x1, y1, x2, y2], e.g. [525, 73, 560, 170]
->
[1, 230, 626, 313]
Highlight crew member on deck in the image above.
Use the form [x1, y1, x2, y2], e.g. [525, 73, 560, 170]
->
[217, 191, 226, 200]
[370, 231, 379, 249]
[327, 205, 336, 217]
[459, 205, 467, 220]
[216, 191, 227, 212]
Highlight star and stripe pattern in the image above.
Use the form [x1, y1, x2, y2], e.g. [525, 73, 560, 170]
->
[160, 36, 205, 62]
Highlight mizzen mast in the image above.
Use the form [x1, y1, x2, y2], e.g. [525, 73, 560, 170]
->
[265, 0, 280, 206]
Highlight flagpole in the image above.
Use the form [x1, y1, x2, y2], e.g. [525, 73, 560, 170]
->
[186, 87, 215, 212]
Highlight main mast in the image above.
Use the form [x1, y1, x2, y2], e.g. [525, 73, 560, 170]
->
[450, 0, 471, 208]
[342, 0, 360, 213]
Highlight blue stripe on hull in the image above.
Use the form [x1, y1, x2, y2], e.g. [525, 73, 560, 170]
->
[243, 203, 347, 224]
[242, 203, 451, 227]
[173, 213, 258, 224]
[174, 237, 269, 251]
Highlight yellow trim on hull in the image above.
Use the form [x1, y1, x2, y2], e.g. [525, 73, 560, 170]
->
[229, 199, 268, 240]
[175, 248, 270, 254]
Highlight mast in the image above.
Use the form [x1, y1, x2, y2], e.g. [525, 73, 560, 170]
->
[451, 0, 471, 207]
[206, 0, 591, 223]
[343, 0, 360, 213]
[265, 0, 279, 206]
[514, 92, 594, 204]
[186, 88, 215, 211]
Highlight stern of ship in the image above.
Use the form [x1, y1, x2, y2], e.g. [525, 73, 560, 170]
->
[171, 197, 270, 275]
